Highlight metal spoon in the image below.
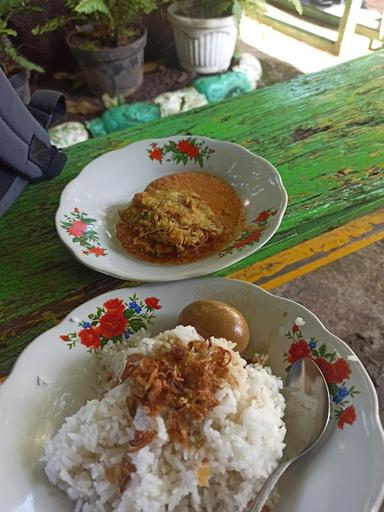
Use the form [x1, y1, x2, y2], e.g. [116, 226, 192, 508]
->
[247, 358, 330, 512]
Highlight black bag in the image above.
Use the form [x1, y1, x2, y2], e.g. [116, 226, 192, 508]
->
[0, 68, 67, 217]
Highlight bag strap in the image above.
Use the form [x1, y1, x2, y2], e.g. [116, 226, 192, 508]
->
[27, 89, 66, 130]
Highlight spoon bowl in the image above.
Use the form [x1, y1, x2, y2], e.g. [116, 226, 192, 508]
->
[248, 358, 330, 512]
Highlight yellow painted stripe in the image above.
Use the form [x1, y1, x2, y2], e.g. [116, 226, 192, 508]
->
[261, 231, 384, 290]
[229, 209, 384, 287]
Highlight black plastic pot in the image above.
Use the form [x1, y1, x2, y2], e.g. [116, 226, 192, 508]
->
[8, 68, 31, 103]
[67, 28, 147, 98]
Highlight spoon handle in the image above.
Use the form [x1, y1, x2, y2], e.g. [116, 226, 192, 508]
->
[247, 460, 291, 512]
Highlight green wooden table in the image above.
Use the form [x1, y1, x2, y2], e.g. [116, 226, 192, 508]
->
[0, 51, 383, 377]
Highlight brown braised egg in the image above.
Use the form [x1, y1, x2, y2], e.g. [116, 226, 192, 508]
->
[178, 300, 250, 353]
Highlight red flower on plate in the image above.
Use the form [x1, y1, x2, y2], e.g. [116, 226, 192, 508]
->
[177, 139, 192, 154]
[233, 230, 261, 249]
[186, 144, 200, 158]
[79, 327, 101, 349]
[149, 147, 163, 162]
[255, 210, 270, 222]
[67, 220, 88, 237]
[99, 310, 128, 338]
[337, 405, 357, 429]
[314, 357, 336, 384]
[87, 246, 106, 257]
[60, 335, 69, 342]
[292, 323, 300, 334]
[333, 358, 352, 383]
[103, 298, 125, 314]
[287, 340, 311, 364]
[145, 297, 161, 310]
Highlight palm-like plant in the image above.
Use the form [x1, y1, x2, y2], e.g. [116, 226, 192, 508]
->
[0, 0, 43, 74]
[33, 0, 165, 48]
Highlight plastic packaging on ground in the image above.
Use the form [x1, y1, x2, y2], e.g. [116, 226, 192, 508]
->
[86, 102, 160, 137]
[154, 87, 208, 118]
[49, 121, 89, 149]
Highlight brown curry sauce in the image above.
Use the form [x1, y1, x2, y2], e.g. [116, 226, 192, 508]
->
[116, 172, 244, 264]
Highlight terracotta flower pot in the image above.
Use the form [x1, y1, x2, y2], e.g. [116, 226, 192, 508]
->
[167, 3, 237, 74]
[67, 28, 147, 98]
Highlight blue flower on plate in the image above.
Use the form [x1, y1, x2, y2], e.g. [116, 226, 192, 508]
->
[82, 321, 91, 329]
[333, 386, 349, 404]
[129, 301, 142, 314]
[309, 338, 317, 350]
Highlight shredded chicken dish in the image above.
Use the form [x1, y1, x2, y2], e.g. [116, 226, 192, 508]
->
[116, 188, 224, 262]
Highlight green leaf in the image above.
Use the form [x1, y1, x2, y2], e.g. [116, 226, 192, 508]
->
[333, 407, 342, 417]
[100, 337, 109, 348]
[75, 0, 111, 16]
[288, 0, 303, 15]
[284, 364, 292, 373]
[319, 343, 327, 357]
[327, 351, 338, 362]
[311, 349, 319, 358]
[0, 25, 17, 37]
[32, 15, 70, 35]
[124, 308, 135, 319]
[95, 307, 105, 318]
[0, 0, 26, 17]
[3, 42, 44, 73]
[130, 318, 146, 332]
[328, 383, 338, 397]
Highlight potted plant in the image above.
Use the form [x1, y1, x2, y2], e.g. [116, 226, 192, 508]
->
[0, 0, 44, 102]
[168, 0, 301, 74]
[33, 0, 165, 97]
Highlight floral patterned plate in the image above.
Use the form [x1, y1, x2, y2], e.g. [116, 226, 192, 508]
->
[56, 136, 287, 281]
[0, 278, 383, 512]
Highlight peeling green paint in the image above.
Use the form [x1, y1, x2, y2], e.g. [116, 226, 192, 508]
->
[0, 51, 383, 374]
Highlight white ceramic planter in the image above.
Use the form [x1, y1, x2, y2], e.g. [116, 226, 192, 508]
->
[167, 3, 237, 74]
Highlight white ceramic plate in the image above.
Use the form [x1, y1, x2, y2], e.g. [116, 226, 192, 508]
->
[56, 136, 287, 281]
[0, 278, 383, 512]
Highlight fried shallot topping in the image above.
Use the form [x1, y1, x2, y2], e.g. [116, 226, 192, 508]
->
[127, 430, 156, 453]
[121, 340, 232, 446]
[105, 456, 136, 492]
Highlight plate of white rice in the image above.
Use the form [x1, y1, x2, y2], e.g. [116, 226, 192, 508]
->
[0, 278, 383, 512]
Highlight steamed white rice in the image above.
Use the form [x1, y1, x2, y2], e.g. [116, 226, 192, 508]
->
[43, 326, 286, 511]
